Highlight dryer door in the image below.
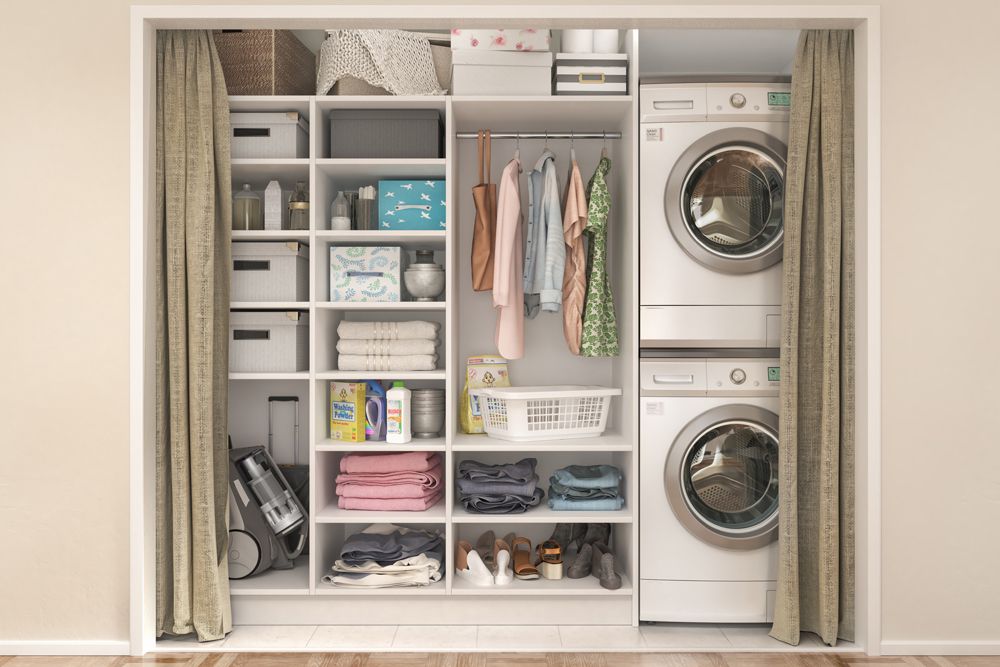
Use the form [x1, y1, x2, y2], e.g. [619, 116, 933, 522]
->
[665, 128, 786, 274]
[665, 404, 779, 550]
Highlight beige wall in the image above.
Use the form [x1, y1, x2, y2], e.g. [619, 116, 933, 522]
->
[2, 0, 998, 649]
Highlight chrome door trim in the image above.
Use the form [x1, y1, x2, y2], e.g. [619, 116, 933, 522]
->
[665, 404, 779, 550]
[664, 127, 787, 274]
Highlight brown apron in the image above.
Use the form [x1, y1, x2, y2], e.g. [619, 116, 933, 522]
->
[471, 130, 498, 291]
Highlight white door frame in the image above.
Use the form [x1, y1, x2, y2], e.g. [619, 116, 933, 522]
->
[130, 4, 881, 656]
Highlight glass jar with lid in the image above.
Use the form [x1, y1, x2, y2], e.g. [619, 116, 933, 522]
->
[232, 183, 262, 230]
[288, 181, 309, 230]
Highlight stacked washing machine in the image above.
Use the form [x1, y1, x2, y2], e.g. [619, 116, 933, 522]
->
[638, 80, 789, 623]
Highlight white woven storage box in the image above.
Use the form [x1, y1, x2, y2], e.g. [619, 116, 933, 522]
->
[229, 311, 308, 373]
[474, 385, 621, 441]
[232, 241, 309, 302]
[230, 111, 309, 159]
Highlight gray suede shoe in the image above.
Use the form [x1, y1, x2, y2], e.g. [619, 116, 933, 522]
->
[549, 523, 587, 553]
[582, 522, 610, 547]
[591, 542, 622, 590]
[566, 542, 593, 579]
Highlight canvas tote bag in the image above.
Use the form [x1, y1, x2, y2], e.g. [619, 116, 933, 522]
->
[471, 130, 498, 291]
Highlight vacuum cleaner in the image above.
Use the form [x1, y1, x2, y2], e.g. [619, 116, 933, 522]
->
[227, 445, 308, 579]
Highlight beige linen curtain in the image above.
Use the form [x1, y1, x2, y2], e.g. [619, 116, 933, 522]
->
[155, 30, 233, 642]
[771, 29, 855, 647]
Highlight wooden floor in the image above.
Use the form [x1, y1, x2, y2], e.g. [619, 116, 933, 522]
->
[2, 654, 999, 666]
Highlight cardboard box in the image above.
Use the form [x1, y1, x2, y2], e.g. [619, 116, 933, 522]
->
[330, 382, 366, 442]
[377, 180, 447, 231]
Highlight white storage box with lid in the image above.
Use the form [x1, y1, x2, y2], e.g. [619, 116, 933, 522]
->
[230, 111, 309, 159]
[451, 50, 553, 96]
[232, 241, 309, 302]
[230, 311, 308, 373]
[554, 53, 629, 95]
[473, 385, 622, 441]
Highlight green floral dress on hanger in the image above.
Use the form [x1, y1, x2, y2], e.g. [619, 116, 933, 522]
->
[580, 156, 619, 357]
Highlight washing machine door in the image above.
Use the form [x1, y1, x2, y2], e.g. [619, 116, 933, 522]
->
[665, 404, 779, 550]
[665, 128, 786, 274]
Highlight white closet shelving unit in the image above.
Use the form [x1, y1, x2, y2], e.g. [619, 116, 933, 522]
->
[224, 32, 639, 626]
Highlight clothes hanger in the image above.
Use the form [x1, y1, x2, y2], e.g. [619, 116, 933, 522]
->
[514, 132, 520, 164]
[570, 130, 577, 164]
[601, 131, 608, 159]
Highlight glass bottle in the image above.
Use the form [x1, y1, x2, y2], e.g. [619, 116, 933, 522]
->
[330, 190, 352, 230]
[288, 181, 310, 231]
[232, 183, 262, 231]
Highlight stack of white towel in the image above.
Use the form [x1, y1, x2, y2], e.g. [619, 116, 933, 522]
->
[337, 320, 440, 371]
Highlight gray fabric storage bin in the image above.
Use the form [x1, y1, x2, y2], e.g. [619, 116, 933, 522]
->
[231, 241, 309, 302]
[231, 111, 309, 159]
[230, 311, 309, 373]
[329, 109, 442, 158]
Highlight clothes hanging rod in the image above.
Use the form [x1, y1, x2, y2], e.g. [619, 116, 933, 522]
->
[455, 131, 622, 140]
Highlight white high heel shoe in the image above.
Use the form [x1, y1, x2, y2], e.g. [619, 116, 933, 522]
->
[493, 538, 514, 586]
[456, 540, 494, 587]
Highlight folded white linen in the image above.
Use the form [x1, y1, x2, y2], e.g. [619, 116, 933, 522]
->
[321, 552, 443, 588]
[336, 338, 438, 356]
[338, 354, 438, 371]
[337, 320, 440, 341]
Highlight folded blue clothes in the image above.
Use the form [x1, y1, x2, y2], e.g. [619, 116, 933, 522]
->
[548, 495, 625, 511]
[550, 464, 622, 489]
[456, 476, 540, 497]
[460, 488, 545, 514]
[549, 480, 619, 500]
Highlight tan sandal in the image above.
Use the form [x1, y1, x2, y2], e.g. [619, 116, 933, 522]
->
[511, 536, 539, 580]
[535, 539, 563, 580]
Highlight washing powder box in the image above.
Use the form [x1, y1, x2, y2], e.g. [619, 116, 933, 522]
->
[330, 382, 366, 442]
[554, 53, 629, 95]
[329, 245, 404, 302]
[378, 180, 446, 231]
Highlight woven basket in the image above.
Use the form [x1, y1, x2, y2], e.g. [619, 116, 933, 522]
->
[332, 45, 453, 95]
[213, 30, 316, 96]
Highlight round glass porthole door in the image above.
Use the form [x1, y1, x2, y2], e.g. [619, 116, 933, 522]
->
[665, 405, 779, 550]
[664, 128, 787, 274]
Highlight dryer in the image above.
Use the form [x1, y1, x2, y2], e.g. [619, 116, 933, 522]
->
[640, 357, 780, 623]
[640, 81, 790, 348]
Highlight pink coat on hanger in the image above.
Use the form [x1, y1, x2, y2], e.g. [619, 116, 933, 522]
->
[562, 159, 588, 355]
[492, 156, 524, 360]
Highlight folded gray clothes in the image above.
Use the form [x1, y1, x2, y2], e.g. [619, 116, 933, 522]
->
[338, 354, 438, 372]
[456, 475, 540, 497]
[458, 458, 538, 484]
[337, 320, 440, 341]
[460, 488, 545, 514]
[550, 464, 622, 489]
[340, 525, 442, 566]
[337, 338, 438, 356]
[549, 479, 619, 500]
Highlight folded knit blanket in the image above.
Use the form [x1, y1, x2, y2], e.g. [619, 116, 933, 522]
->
[338, 353, 438, 371]
[336, 464, 444, 499]
[337, 338, 438, 356]
[340, 451, 441, 475]
[338, 490, 443, 512]
[338, 320, 440, 341]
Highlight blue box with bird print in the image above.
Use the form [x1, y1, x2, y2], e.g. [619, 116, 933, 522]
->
[377, 179, 447, 231]
[329, 246, 404, 302]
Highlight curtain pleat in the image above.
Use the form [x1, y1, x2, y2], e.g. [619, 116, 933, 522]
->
[155, 29, 233, 642]
[770, 29, 856, 647]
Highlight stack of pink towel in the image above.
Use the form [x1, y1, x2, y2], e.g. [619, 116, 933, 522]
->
[336, 451, 444, 512]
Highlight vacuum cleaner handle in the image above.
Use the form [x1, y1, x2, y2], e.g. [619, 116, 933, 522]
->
[267, 395, 300, 465]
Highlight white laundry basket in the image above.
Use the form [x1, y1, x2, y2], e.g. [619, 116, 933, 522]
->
[475, 385, 621, 441]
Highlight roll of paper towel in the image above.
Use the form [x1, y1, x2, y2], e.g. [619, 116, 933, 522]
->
[561, 29, 594, 54]
[593, 30, 621, 53]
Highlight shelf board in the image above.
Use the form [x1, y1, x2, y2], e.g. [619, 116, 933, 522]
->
[451, 504, 632, 524]
[450, 95, 633, 134]
[316, 229, 446, 250]
[315, 95, 447, 112]
[316, 438, 446, 452]
[315, 499, 447, 524]
[451, 572, 632, 597]
[229, 372, 309, 381]
[452, 432, 633, 452]
[231, 229, 309, 241]
[230, 559, 310, 596]
[314, 579, 448, 596]
[316, 158, 446, 179]
[230, 301, 309, 311]
[228, 95, 311, 117]
[317, 370, 446, 381]
[231, 158, 310, 189]
[316, 301, 445, 311]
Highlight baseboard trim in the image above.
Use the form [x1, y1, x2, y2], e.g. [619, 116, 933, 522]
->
[881, 640, 1000, 656]
[0, 640, 130, 656]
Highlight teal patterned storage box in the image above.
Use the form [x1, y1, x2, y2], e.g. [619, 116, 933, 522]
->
[378, 179, 447, 230]
[329, 246, 404, 302]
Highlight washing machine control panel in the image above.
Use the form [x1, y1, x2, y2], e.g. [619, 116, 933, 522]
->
[707, 359, 780, 395]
